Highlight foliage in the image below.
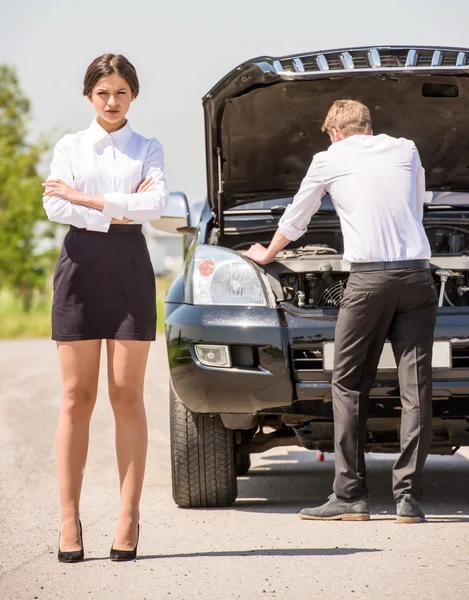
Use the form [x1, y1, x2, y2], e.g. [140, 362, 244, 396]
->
[0, 287, 51, 338]
[0, 65, 56, 311]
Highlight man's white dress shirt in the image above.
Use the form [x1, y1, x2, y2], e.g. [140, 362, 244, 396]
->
[43, 118, 168, 233]
[278, 134, 431, 263]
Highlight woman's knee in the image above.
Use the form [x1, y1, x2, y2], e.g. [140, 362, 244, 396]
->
[61, 386, 96, 421]
[109, 384, 144, 417]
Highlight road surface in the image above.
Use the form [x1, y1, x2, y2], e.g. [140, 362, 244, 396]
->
[0, 338, 468, 600]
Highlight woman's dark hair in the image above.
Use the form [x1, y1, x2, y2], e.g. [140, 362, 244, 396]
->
[83, 54, 139, 97]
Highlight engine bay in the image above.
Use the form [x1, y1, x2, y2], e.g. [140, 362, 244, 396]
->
[272, 225, 469, 309]
[278, 266, 469, 309]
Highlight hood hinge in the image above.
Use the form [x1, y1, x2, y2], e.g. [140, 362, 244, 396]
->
[217, 147, 224, 232]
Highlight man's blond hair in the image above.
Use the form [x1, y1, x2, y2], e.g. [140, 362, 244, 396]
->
[321, 100, 372, 138]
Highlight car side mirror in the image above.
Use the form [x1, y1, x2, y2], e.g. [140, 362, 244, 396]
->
[150, 191, 196, 235]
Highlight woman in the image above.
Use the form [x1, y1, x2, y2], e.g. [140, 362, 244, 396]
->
[42, 53, 168, 562]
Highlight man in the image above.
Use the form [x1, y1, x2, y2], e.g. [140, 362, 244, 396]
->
[243, 100, 437, 524]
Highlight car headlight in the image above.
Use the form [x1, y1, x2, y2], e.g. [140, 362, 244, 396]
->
[191, 245, 271, 307]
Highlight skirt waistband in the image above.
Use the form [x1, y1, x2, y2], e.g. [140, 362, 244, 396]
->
[70, 224, 143, 235]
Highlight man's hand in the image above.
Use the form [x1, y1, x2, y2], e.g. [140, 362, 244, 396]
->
[243, 243, 272, 265]
[243, 230, 291, 265]
[42, 179, 82, 203]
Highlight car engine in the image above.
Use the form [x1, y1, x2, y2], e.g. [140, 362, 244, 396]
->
[275, 226, 469, 309]
[280, 267, 469, 309]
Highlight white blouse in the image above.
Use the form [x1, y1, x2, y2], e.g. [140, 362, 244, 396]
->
[43, 118, 168, 233]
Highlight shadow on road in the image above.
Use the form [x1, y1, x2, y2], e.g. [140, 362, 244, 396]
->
[234, 450, 469, 517]
[135, 547, 383, 561]
[81, 548, 382, 563]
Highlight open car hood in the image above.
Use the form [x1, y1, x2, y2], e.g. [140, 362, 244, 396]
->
[203, 45, 469, 224]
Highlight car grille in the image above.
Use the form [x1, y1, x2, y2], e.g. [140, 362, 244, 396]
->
[271, 47, 468, 75]
[452, 345, 469, 368]
[292, 348, 323, 379]
[293, 344, 469, 378]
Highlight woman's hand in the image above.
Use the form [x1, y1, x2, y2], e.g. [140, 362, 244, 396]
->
[108, 179, 154, 223]
[137, 177, 155, 193]
[42, 179, 82, 203]
[43, 176, 154, 202]
[242, 243, 271, 265]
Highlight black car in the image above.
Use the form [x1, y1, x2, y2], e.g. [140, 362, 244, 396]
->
[152, 45, 469, 508]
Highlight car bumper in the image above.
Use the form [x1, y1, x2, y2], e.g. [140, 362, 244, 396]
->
[165, 303, 469, 415]
[165, 303, 292, 413]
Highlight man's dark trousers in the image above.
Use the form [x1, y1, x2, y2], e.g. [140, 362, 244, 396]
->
[332, 265, 438, 501]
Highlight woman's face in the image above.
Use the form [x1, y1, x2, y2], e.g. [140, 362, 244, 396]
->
[88, 74, 134, 128]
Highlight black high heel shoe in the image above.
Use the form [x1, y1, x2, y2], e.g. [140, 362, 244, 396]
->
[58, 520, 84, 563]
[110, 524, 139, 562]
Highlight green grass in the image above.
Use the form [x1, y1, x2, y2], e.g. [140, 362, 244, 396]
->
[0, 276, 172, 340]
[156, 275, 173, 334]
[0, 288, 51, 339]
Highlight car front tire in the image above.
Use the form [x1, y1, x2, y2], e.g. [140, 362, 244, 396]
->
[170, 385, 238, 508]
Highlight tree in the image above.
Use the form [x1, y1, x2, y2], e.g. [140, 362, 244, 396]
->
[0, 65, 56, 311]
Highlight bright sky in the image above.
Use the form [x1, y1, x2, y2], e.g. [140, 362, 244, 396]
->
[3, 0, 469, 203]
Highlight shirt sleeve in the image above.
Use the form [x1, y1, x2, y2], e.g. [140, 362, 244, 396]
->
[43, 136, 112, 233]
[102, 139, 169, 222]
[413, 143, 426, 221]
[278, 155, 326, 241]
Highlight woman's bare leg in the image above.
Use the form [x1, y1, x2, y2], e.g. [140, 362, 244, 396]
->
[56, 340, 102, 551]
[107, 339, 150, 550]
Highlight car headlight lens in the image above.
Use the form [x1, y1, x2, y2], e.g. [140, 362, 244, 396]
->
[192, 245, 269, 306]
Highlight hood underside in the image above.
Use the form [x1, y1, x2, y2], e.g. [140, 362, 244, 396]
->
[202, 46, 469, 216]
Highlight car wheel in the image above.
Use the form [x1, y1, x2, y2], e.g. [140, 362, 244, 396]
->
[235, 451, 251, 476]
[170, 385, 238, 508]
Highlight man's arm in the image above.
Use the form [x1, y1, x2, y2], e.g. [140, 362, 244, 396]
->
[243, 156, 326, 264]
[240, 230, 292, 265]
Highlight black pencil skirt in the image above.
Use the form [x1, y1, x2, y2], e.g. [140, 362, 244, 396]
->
[52, 225, 156, 342]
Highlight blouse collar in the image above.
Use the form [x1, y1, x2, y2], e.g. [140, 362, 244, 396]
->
[87, 118, 133, 151]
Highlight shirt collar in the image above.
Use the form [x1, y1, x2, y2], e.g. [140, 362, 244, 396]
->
[87, 118, 133, 151]
[328, 134, 380, 152]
